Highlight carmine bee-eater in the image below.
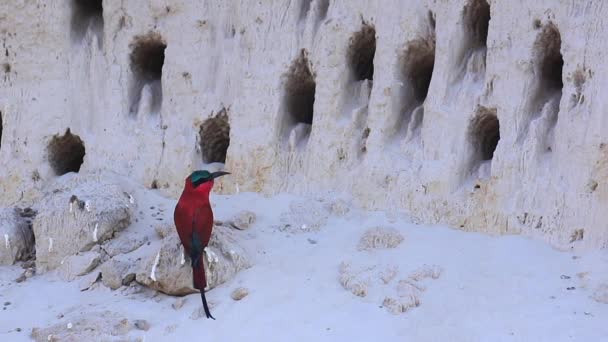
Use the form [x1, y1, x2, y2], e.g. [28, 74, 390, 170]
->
[174, 170, 230, 320]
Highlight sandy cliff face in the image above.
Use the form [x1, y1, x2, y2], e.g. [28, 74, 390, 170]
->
[0, 0, 606, 249]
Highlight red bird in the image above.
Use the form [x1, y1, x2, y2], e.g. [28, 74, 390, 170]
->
[174, 170, 230, 319]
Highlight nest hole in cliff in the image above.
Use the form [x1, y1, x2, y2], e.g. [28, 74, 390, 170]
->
[534, 23, 563, 93]
[47, 129, 86, 176]
[71, 0, 104, 44]
[464, 0, 490, 49]
[469, 107, 500, 163]
[200, 108, 231, 164]
[393, 18, 435, 138]
[400, 36, 436, 104]
[348, 23, 376, 81]
[456, 0, 490, 76]
[281, 49, 316, 146]
[129, 32, 167, 114]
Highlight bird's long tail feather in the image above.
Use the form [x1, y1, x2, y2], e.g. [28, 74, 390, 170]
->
[200, 289, 215, 320]
[192, 255, 214, 320]
[191, 211, 214, 319]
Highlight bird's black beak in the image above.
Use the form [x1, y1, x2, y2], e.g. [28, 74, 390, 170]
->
[210, 171, 230, 179]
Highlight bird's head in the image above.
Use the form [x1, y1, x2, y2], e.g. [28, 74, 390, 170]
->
[186, 170, 230, 194]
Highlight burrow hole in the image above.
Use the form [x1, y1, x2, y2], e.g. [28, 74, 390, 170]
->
[458, 0, 490, 76]
[71, 0, 104, 45]
[47, 128, 86, 176]
[534, 22, 563, 104]
[199, 108, 231, 164]
[281, 49, 316, 147]
[129, 32, 166, 115]
[348, 23, 376, 81]
[468, 107, 500, 166]
[395, 15, 436, 138]
[525, 22, 563, 150]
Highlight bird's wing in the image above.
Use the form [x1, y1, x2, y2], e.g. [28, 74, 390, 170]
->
[190, 204, 214, 263]
[173, 202, 192, 252]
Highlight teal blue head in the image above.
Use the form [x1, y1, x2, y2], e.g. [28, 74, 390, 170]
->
[189, 170, 230, 188]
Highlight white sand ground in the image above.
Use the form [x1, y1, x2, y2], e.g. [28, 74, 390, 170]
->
[1, 191, 608, 342]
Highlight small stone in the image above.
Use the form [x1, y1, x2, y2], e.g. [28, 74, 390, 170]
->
[113, 318, 130, 335]
[3, 301, 11, 306]
[231, 287, 249, 301]
[567, 287, 576, 290]
[229, 211, 256, 230]
[16, 328, 21, 332]
[67, 322, 73, 329]
[134, 320, 150, 331]
[172, 297, 186, 310]
[122, 273, 136, 286]
[560, 275, 571, 280]
[307, 238, 317, 244]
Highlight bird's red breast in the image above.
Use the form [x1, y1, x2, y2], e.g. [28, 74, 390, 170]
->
[174, 179, 215, 256]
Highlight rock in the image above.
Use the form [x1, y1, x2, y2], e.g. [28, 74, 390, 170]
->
[592, 284, 608, 304]
[358, 226, 404, 251]
[113, 318, 131, 336]
[172, 297, 187, 310]
[0, 207, 36, 265]
[14, 266, 35, 283]
[101, 236, 148, 257]
[122, 273, 136, 286]
[33, 179, 134, 272]
[25, 267, 35, 276]
[383, 265, 442, 314]
[229, 211, 256, 230]
[379, 266, 399, 284]
[58, 251, 101, 281]
[78, 271, 101, 291]
[136, 224, 251, 296]
[339, 262, 370, 297]
[134, 320, 150, 331]
[383, 294, 420, 314]
[231, 287, 249, 300]
[14, 273, 26, 283]
[100, 254, 137, 290]
[407, 265, 442, 281]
